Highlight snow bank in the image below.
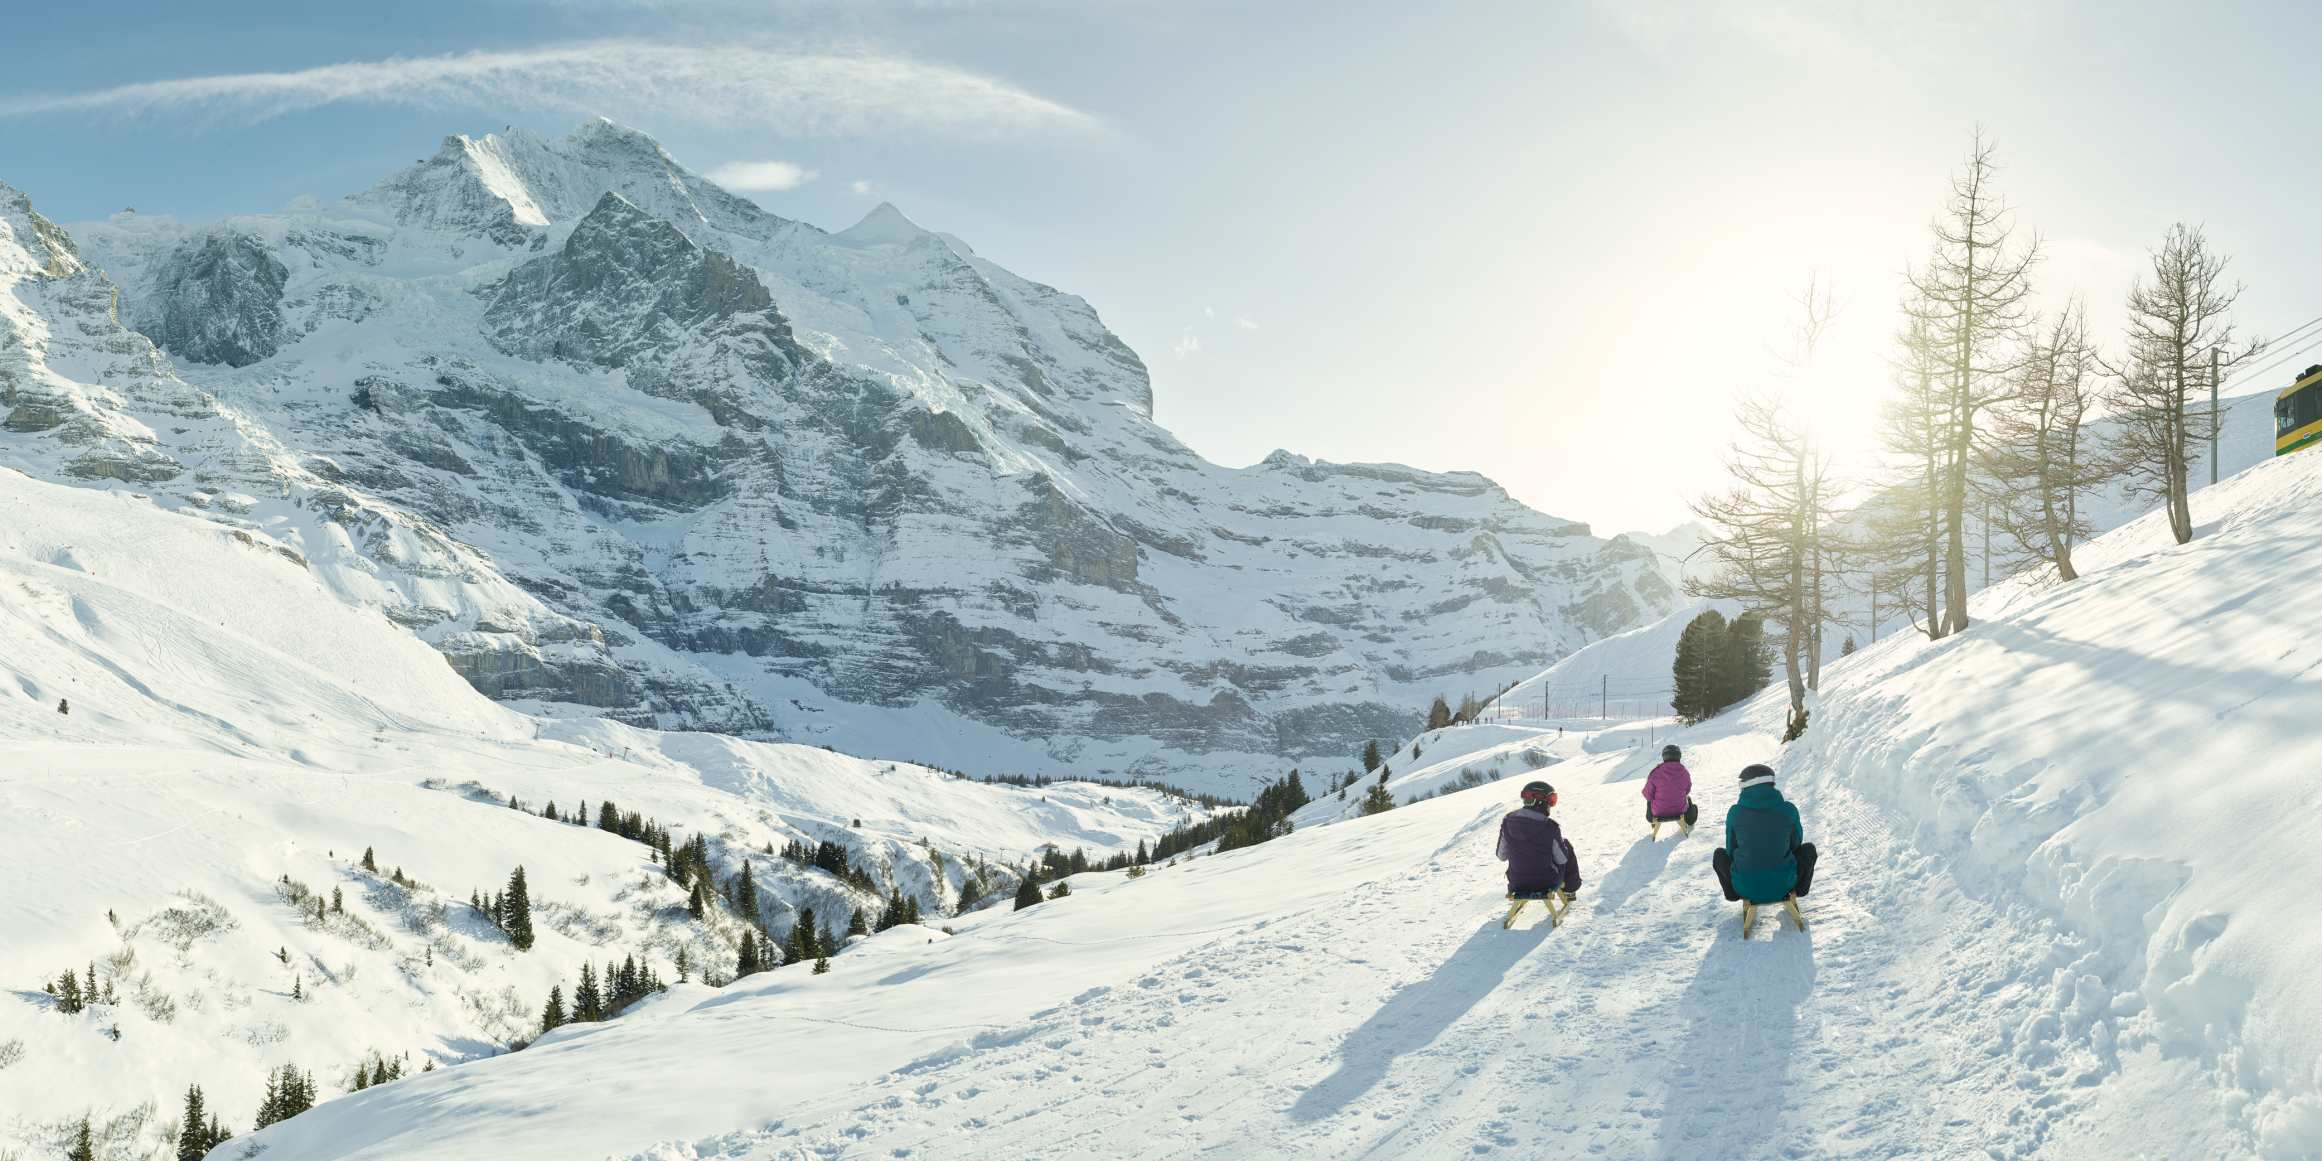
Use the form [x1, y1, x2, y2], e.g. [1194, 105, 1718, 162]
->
[1779, 448, 2322, 1157]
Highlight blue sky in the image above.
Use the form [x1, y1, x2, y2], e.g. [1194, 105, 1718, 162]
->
[6, 0, 2322, 532]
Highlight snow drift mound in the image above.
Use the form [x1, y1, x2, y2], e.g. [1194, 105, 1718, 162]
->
[1779, 446, 2322, 1157]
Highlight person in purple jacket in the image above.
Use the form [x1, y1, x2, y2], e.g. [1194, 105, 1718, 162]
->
[1642, 744, 1698, 836]
[1497, 781, 1581, 897]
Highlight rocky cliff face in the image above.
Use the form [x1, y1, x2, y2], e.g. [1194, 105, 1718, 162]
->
[5, 122, 1679, 793]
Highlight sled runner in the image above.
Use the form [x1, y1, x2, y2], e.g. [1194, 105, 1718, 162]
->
[1649, 817, 1695, 840]
[1649, 801, 1699, 840]
[1739, 895, 1806, 938]
[1503, 889, 1571, 930]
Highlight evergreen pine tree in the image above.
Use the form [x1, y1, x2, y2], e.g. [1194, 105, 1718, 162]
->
[813, 956, 830, 975]
[1361, 739, 1382, 773]
[66, 1116, 95, 1161]
[360, 847, 377, 873]
[1841, 635, 1858, 656]
[206, 1114, 230, 1151]
[540, 984, 567, 1033]
[1670, 608, 1728, 723]
[1047, 881, 1071, 900]
[1013, 877, 1043, 911]
[734, 862, 759, 925]
[1718, 612, 1774, 711]
[331, 886, 343, 914]
[177, 1084, 209, 1161]
[575, 962, 603, 1021]
[686, 878, 709, 920]
[1361, 783, 1396, 815]
[1133, 840, 1150, 866]
[737, 931, 761, 977]
[847, 908, 868, 937]
[675, 946, 692, 983]
[503, 866, 535, 951]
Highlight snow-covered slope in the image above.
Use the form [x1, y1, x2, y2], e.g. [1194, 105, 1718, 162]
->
[0, 122, 1682, 795]
[0, 468, 1208, 1159]
[226, 447, 2322, 1159]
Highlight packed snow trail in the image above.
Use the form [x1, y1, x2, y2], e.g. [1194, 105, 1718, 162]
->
[643, 749, 2090, 1161]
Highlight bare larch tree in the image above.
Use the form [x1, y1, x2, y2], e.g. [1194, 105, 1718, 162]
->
[1904, 132, 2039, 635]
[2110, 223, 2262, 545]
[1983, 302, 2108, 580]
[1689, 393, 1842, 742]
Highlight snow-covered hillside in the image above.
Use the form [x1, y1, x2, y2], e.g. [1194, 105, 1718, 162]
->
[211, 442, 2322, 1160]
[0, 121, 1684, 794]
[0, 468, 1209, 1159]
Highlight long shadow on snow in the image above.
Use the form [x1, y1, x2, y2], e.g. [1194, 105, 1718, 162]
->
[1288, 916, 1545, 1124]
[1652, 926, 1816, 1161]
[1591, 835, 1681, 917]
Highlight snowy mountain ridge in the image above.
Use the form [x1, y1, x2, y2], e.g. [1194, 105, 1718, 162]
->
[1, 120, 1683, 794]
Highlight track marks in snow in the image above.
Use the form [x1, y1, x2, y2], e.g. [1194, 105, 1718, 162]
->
[646, 774, 2104, 1160]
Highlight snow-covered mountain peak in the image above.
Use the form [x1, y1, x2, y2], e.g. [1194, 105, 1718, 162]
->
[11, 130, 1687, 790]
[0, 180, 85, 279]
[835, 201, 934, 248]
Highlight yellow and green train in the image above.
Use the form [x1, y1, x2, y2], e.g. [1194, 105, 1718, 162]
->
[2279, 365, 2322, 456]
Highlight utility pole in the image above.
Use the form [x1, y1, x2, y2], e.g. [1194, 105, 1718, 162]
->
[2211, 345, 2222, 486]
[1600, 675, 1608, 721]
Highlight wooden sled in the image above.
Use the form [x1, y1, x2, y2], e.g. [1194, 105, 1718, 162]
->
[1649, 818, 1695, 840]
[1739, 895, 1807, 938]
[1503, 890, 1572, 930]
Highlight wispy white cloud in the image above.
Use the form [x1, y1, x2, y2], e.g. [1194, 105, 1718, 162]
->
[850, 179, 877, 196]
[704, 159, 819, 191]
[1172, 328, 1201, 358]
[1233, 315, 1259, 331]
[0, 42, 1098, 139]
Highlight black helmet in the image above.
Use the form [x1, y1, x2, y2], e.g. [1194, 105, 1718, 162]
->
[1739, 763, 1776, 787]
[1661, 744, 1681, 762]
[1520, 781, 1557, 807]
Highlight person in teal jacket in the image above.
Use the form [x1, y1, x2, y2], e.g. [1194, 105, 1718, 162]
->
[1713, 764, 1818, 904]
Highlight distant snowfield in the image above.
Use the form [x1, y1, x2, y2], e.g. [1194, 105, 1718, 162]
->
[0, 469, 1207, 1158]
[197, 450, 2322, 1159]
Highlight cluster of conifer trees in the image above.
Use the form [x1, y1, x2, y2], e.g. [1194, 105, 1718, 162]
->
[542, 954, 669, 1032]
[174, 1084, 233, 1159]
[43, 963, 111, 1014]
[252, 1064, 316, 1128]
[1668, 609, 1775, 723]
[467, 866, 536, 950]
[1145, 770, 1312, 862]
[776, 837, 878, 891]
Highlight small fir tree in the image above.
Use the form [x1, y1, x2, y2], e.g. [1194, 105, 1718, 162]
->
[1361, 783, 1396, 815]
[177, 1084, 210, 1161]
[503, 866, 535, 951]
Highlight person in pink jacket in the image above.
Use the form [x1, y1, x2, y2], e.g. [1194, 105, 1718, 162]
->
[1642, 744, 1697, 835]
